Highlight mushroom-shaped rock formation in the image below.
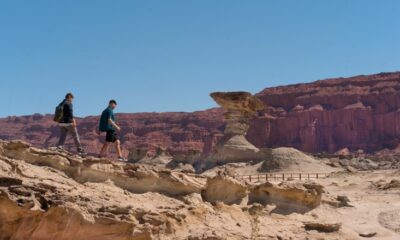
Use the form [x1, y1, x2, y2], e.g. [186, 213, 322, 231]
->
[207, 92, 266, 166]
[210, 92, 265, 136]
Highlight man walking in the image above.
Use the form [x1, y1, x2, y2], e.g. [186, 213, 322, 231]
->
[56, 93, 86, 156]
[98, 100, 127, 161]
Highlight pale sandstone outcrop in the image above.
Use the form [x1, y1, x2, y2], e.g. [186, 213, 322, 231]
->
[201, 174, 247, 205]
[0, 140, 203, 196]
[378, 209, 400, 233]
[3, 140, 394, 239]
[0, 142, 251, 239]
[259, 147, 337, 173]
[0, 194, 151, 240]
[248, 182, 324, 214]
[128, 147, 149, 163]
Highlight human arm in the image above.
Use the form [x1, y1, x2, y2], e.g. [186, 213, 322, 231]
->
[108, 118, 121, 131]
[66, 102, 77, 128]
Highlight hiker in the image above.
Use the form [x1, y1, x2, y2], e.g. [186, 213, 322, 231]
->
[98, 99, 127, 161]
[54, 93, 86, 155]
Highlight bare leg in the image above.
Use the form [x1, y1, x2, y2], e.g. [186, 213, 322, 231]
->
[115, 140, 123, 158]
[100, 142, 110, 157]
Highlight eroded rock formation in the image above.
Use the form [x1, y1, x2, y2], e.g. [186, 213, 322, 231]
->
[208, 92, 266, 164]
[0, 140, 203, 196]
[248, 182, 324, 214]
[259, 147, 334, 172]
[210, 92, 265, 137]
[201, 174, 247, 205]
[2, 140, 400, 239]
[0, 140, 333, 240]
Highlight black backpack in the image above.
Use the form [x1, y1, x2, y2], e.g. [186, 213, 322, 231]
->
[53, 100, 65, 123]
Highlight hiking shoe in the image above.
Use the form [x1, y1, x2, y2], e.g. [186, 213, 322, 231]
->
[78, 149, 87, 157]
[56, 146, 64, 151]
[118, 157, 128, 162]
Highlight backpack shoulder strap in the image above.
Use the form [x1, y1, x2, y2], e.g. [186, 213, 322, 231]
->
[58, 99, 66, 107]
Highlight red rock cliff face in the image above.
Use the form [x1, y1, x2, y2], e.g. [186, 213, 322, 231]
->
[2, 72, 400, 155]
[249, 72, 400, 153]
[0, 109, 225, 156]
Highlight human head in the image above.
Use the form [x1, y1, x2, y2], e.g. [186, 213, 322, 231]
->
[109, 99, 117, 109]
[65, 93, 74, 102]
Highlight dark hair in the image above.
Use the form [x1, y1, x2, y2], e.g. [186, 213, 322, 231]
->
[65, 93, 74, 99]
[109, 99, 117, 105]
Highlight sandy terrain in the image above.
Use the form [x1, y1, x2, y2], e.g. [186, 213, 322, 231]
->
[0, 140, 399, 239]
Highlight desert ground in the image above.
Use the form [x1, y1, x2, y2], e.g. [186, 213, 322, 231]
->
[1, 140, 399, 240]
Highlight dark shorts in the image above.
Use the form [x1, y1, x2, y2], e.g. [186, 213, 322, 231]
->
[106, 130, 118, 143]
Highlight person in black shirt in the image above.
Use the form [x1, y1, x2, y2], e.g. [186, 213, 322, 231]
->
[98, 100, 126, 161]
[57, 93, 85, 155]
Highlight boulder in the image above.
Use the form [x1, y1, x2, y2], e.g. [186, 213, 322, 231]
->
[201, 175, 247, 205]
[248, 182, 324, 214]
[127, 147, 149, 163]
[378, 179, 400, 190]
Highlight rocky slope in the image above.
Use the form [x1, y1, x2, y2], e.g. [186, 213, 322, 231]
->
[3, 71, 400, 155]
[1, 140, 400, 239]
[0, 140, 324, 239]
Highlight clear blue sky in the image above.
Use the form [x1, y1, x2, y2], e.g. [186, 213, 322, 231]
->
[1, 1, 400, 117]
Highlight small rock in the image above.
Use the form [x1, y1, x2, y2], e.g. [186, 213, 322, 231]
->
[383, 179, 400, 190]
[345, 166, 358, 173]
[304, 222, 341, 233]
[248, 203, 264, 215]
[337, 195, 353, 207]
[359, 232, 377, 238]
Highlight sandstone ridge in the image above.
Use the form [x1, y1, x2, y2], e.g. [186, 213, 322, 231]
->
[0, 140, 330, 240]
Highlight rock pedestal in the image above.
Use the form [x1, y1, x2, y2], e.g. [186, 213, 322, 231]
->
[211, 91, 264, 135]
[208, 92, 266, 164]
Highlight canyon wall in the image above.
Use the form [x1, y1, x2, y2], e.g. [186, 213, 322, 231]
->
[0, 109, 225, 156]
[250, 71, 400, 153]
[2, 72, 400, 155]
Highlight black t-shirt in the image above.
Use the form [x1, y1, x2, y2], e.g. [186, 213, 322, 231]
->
[61, 100, 74, 123]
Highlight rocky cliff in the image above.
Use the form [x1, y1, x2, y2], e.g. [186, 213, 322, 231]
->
[0, 109, 225, 156]
[2, 72, 400, 155]
[250, 71, 400, 153]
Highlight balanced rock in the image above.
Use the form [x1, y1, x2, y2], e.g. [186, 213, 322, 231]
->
[208, 92, 266, 165]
